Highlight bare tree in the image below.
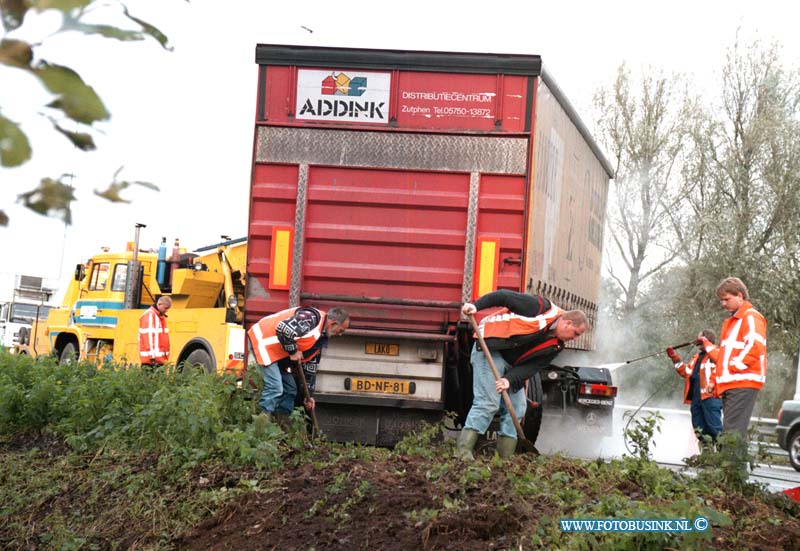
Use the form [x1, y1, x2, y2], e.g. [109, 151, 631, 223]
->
[663, 36, 800, 412]
[689, 37, 800, 330]
[594, 65, 695, 313]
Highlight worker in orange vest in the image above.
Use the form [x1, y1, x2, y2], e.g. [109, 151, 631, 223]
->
[247, 306, 350, 421]
[667, 328, 722, 446]
[139, 296, 172, 367]
[457, 290, 588, 460]
[697, 277, 767, 443]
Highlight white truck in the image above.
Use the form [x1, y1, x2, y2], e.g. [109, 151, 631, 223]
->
[0, 275, 56, 352]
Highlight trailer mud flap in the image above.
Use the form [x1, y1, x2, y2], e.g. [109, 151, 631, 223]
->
[315, 403, 443, 447]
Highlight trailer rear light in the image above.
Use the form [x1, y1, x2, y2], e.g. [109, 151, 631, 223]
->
[472, 237, 500, 299]
[269, 226, 293, 290]
[579, 383, 617, 397]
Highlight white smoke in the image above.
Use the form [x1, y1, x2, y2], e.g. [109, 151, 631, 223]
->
[536, 406, 700, 465]
[535, 279, 700, 464]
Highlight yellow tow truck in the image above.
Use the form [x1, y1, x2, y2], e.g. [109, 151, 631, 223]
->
[17, 227, 247, 376]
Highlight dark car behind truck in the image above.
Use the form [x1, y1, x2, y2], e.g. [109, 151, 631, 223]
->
[245, 44, 614, 447]
[775, 348, 800, 471]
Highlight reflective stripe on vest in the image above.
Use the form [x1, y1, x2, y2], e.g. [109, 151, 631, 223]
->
[247, 307, 326, 366]
[139, 308, 169, 364]
[676, 354, 717, 402]
[478, 304, 563, 339]
[716, 307, 767, 387]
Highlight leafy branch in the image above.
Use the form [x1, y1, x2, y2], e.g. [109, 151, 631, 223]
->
[0, 0, 176, 225]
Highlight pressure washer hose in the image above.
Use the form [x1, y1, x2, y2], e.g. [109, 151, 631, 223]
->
[621, 340, 696, 455]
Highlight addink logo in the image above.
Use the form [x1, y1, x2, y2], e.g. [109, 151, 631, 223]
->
[297, 69, 388, 122]
[321, 72, 367, 97]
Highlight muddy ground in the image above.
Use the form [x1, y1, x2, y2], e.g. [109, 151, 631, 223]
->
[175, 453, 800, 551]
[176, 454, 535, 551]
[3, 432, 800, 551]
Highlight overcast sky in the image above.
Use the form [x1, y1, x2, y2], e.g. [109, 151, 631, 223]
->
[1, 0, 798, 300]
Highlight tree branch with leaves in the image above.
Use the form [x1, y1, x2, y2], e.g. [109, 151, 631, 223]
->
[0, 0, 177, 226]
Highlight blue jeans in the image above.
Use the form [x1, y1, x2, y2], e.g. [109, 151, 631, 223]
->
[464, 343, 527, 439]
[258, 361, 298, 414]
[691, 396, 722, 441]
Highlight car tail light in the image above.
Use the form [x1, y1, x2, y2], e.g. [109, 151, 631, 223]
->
[777, 408, 783, 420]
[579, 383, 618, 397]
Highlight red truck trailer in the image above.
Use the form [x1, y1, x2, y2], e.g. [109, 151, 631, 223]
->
[246, 44, 614, 446]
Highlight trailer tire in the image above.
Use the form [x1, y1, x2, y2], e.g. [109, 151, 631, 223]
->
[59, 342, 78, 365]
[184, 348, 215, 375]
[521, 371, 543, 447]
[475, 435, 497, 456]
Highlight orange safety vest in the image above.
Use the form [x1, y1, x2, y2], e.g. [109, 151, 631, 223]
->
[674, 352, 717, 403]
[478, 303, 563, 340]
[139, 306, 170, 365]
[707, 300, 767, 394]
[247, 307, 326, 366]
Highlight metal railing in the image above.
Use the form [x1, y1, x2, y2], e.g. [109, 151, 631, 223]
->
[618, 405, 787, 462]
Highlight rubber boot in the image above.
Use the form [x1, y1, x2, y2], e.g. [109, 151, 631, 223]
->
[456, 429, 479, 461]
[497, 435, 517, 459]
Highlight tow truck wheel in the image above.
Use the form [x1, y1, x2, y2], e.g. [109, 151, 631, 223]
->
[18, 327, 29, 345]
[184, 349, 214, 375]
[59, 342, 78, 364]
[789, 430, 800, 472]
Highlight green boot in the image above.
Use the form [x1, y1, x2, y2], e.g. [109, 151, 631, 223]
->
[456, 429, 479, 461]
[497, 435, 517, 459]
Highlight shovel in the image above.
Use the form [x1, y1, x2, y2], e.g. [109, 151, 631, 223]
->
[295, 360, 321, 439]
[468, 314, 539, 455]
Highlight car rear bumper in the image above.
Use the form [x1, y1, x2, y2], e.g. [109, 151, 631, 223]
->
[543, 404, 614, 436]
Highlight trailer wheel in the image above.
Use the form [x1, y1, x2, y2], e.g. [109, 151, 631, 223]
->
[184, 348, 215, 375]
[475, 435, 497, 456]
[59, 342, 78, 365]
[521, 371, 543, 447]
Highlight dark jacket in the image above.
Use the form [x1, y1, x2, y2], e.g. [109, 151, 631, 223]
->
[474, 290, 564, 392]
[275, 307, 323, 354]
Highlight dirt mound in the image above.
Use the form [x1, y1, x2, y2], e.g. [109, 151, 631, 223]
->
[176, 454, 541, 551]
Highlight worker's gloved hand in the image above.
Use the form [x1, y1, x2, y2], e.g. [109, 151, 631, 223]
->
[696, 336, 712, 351]
[666, 347, 682, 364]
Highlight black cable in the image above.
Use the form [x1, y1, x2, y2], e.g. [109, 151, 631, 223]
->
[620, 340, 697, 454]
[622, 375, 673, 455]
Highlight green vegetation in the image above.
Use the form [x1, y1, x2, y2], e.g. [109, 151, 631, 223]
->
[1, 352, 798, 550]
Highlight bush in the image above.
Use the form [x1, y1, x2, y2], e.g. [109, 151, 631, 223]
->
[0, 352, 273, 467]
